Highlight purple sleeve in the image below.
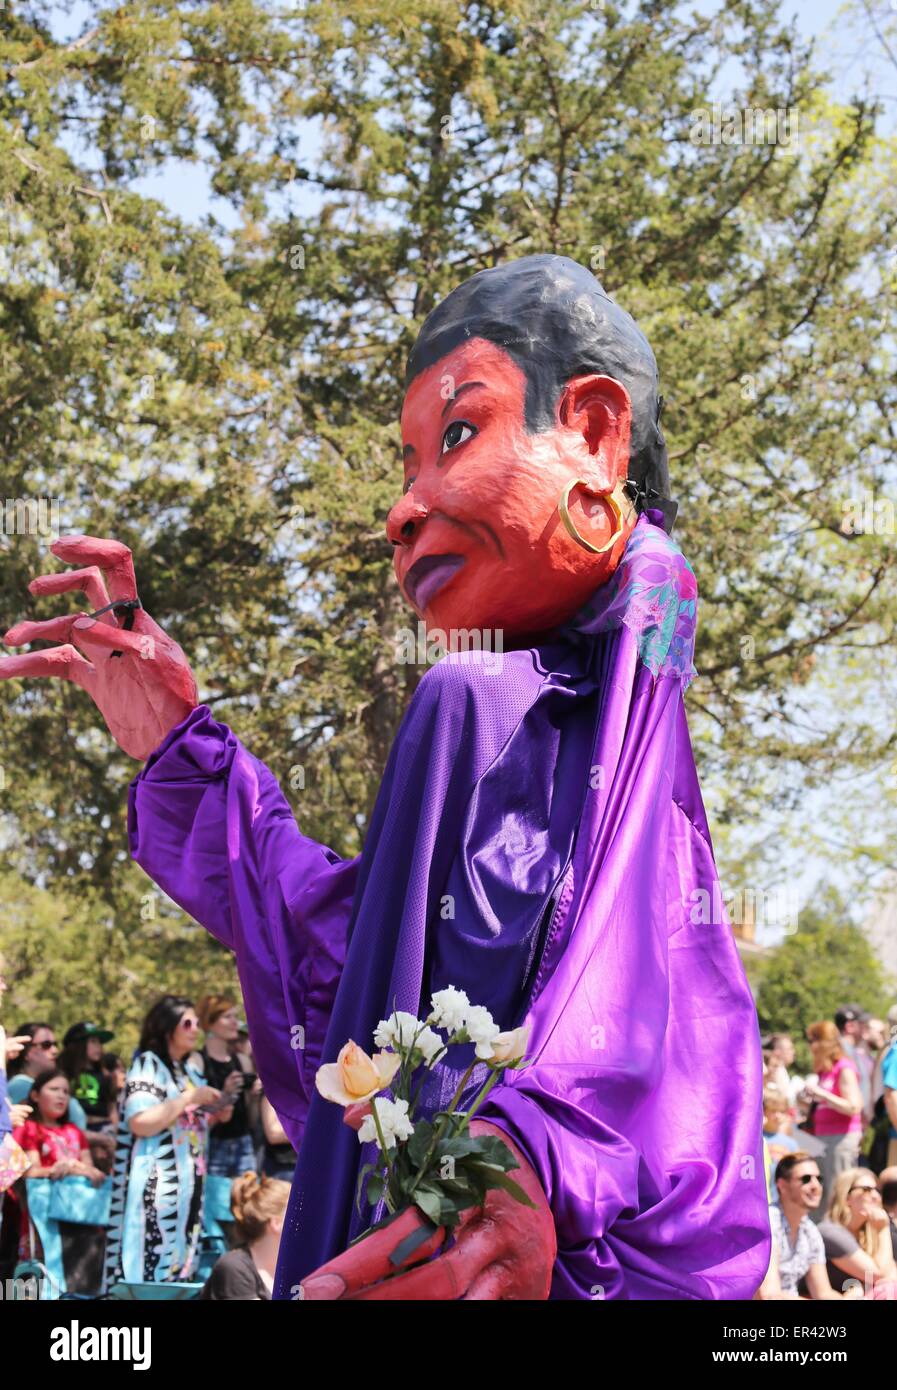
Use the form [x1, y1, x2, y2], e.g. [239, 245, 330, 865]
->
[127, 705, 359, 1149]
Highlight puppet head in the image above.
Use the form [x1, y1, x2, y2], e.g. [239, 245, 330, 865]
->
[388, 254, 673, 640]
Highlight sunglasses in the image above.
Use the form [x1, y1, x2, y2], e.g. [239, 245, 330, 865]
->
[178, 1018, 199, 1030]
[848, 1185, 877, 1195]
[31, 1039, 57, 1051]
[797, 1173, 821, 1185]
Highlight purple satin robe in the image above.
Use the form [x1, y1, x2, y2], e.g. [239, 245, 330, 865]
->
[128, 514, 770, 1298]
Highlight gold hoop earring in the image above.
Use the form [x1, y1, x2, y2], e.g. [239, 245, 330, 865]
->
[558, 478, 627, 555]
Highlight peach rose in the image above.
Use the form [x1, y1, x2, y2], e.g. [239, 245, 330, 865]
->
[315, 1040, 401, 1106]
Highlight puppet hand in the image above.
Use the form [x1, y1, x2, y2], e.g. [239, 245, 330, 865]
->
[299, 1120, 556, 1301]
[0, 536, 197, 760]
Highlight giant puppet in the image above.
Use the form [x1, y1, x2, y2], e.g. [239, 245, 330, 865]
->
[0, 256, 770, 1299]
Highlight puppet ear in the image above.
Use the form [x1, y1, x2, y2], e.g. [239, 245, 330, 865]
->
[557, 374, 632, 492]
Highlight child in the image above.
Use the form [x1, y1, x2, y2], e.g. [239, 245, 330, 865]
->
[13, 1068, 105, 1184]
[763, 1086, 799, 1202]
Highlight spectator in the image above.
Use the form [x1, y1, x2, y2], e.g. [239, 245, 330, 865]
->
[814, 1168, 897, 1296]
[835, 1004, 872, 1122]
[870, 1008, 897, 1111]
[763, 1087, 799, 1201]
[234, 1021, 253, 1062]
[12, 1069, 105, 1186]
[101, 1053, 127, 1104]
[260, 1095, 297, 1182]
[199, 1172, 290, 1300]
[103, 995, 220, 1287]
[802, 1020, 863, 1211]
[756, 1152, 860, 1300]
[766, 1034, 803, 1109]
[197, 995, 258, 1179]
[7, 1023, 87, 1130]
[12, 1068, 108, 1295]
[0, 962, 31, 1278]
[0, 993, 31, 1192]
[881, 1021, 897, 1171]
[879, 1166, 897, 1262]
[59, 1022, 117, 1135]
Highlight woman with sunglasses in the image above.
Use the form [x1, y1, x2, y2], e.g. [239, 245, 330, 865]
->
[103, 995, 221, 1288]
[815, 1169, 897, 1297]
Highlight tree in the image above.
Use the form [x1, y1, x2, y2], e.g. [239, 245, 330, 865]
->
[1, 1, 896, 1034]
[0, 870, 236, 1054]
[755, 886, 894, 1070]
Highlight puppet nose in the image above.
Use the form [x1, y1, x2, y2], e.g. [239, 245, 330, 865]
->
[386, 494, 429, 547]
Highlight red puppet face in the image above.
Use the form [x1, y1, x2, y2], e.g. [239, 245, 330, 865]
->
[388, 338, 638, 640]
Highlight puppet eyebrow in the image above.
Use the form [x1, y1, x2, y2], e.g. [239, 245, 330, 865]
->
[440, 381, 487, 419]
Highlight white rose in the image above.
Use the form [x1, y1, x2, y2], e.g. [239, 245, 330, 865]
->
[373, 1010, 419, 1050]
[486, 1025, 530, 1067]
[358, 1097, 415, 1150]
[415, 1027, 445, 1064]
[465, 1004, 501, 1060]
[429, 985, 470, 1033]
[373, 1011, 443, 1065]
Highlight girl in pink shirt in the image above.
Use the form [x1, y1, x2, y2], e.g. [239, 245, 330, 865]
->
[804, 1022, 864, 1212]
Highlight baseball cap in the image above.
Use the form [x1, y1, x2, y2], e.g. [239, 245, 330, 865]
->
[63, 1021, 114, 1046]
[835, 1005, 870, 1029]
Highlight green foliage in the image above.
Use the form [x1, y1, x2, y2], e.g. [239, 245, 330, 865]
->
[1, 1, 896, 1032]
[755, 886, 895, 1070]
[0, 869, 237, 1053]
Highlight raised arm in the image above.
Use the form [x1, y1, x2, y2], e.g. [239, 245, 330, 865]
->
[0, 536, 359, 1143]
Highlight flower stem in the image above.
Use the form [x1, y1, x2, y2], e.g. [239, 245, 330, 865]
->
[458, 1066, 502, 1131]
[369, 1100, 396, 1209]
[405, 1058, 478, 1201]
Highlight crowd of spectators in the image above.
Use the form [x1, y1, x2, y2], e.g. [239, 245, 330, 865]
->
[757, 1004, 897, 1299]
[0, 968, 296, 1300]
[3, 955, 896, 1301]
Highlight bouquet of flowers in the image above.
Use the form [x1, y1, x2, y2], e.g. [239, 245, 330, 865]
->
[315, 986, 536, 1234]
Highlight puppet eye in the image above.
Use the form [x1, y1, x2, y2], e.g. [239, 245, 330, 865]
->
[441, 420, 476, 454]
[403, 475, 416, 494]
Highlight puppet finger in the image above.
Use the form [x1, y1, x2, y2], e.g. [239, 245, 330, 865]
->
[51, 535, 138, 603]
[70, 616, 153, 659]
[299, 1207, 445, 1300]
[347, 1219, 495, 1301]
[28, 565, 113, 618]
[4, 615, 80, 647]
[0, 644, 96, 692]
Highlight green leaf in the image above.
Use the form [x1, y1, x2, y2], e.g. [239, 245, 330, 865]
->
[468, 1164, 538, 1208]
[411, 1186, 444, 1227]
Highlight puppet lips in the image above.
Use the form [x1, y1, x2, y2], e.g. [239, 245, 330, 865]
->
[405, 554, 466, 611]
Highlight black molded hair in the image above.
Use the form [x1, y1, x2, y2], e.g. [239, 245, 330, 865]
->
[406, 254, 675, 529]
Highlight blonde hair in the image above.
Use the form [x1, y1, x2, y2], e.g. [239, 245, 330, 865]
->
[807, 1020, 843, 1073]
[230, 1171, 290, 1244]
[762, 1086, 788, 1115]
[826, 1168, 878, 1254]
[197, 994, 235, 1032]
